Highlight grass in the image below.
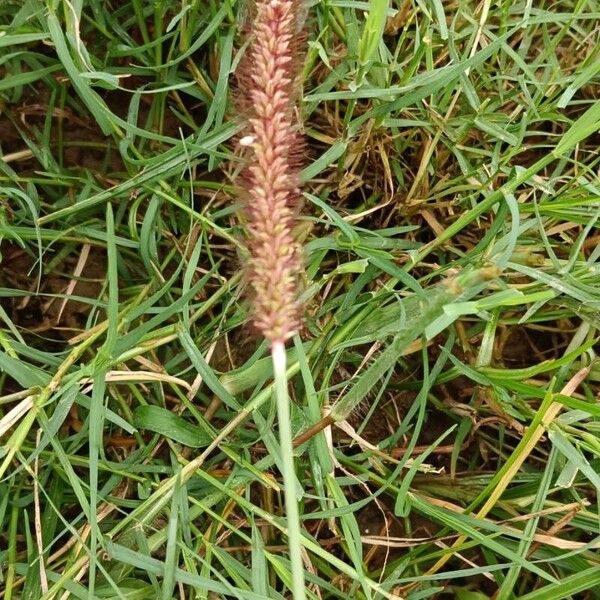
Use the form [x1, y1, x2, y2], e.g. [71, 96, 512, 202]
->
[1, 0, 600, 598]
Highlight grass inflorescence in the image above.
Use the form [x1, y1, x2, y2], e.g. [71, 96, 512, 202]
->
[1, 1, 600, 599]
[236, 0, 304, 345]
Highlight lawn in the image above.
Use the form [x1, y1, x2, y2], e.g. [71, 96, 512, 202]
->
[1, 0, 600, 598]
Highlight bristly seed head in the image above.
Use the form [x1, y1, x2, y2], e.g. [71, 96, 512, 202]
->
[235, 0, 304, 345]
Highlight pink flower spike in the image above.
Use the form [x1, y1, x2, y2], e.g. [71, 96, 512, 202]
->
[235, 0, 305, 345]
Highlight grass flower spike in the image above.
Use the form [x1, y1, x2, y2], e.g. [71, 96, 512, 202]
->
[236, 1, 307, 599]
[239, 0, 303, 345]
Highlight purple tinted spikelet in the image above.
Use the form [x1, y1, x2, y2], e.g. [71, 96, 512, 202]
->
[237, 0, 304, 345]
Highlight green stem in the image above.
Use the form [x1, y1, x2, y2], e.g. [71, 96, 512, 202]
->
[272, 341, 307, 600]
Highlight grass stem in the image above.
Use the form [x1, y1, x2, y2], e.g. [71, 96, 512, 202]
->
[272, 340, 307, 600]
